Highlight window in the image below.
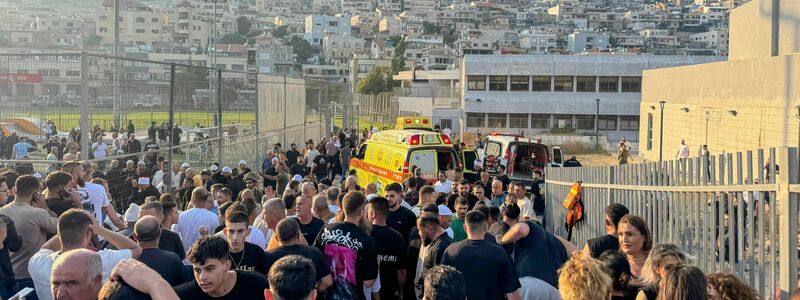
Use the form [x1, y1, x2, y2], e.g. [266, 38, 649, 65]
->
[232, 64, 244, 71]
[489, 76, 507, 91]
[532, 76, 551, 91]
[152, 29, 159, 33]
[554, 114, 573, 129]
[646, 113, 653, 150]
[576, 76, 596, 92]
[554, 76, 573, 92]
[531, 114, 549, 129]
[440, 119, 453, 131]
[619, 116, 639, 131]
[599, 76, 619, 92]
[65, 70, 80, 77]
[466, 113, 485, 127]
[99, 15, 107, 21]
[509, 113, 528, 128]
[576, 115, 595, 130]
[510, 76, 529, 91]
[99, 27, 108, 33]
[467, 76, 485, 91]
[487, 113, 506, 128]
[152, 18, 159, 22]
[136, 29, 145, 33]
[598, 115, 617, 130]
[136, 17, 145, 23]
[621, 77, 641, 92]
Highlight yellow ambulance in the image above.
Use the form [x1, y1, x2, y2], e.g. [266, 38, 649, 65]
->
[395, 117, 434, 131]
[349, 129, 461, 194]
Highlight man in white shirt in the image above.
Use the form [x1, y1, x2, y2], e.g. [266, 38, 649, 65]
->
[91, 136, 107, 161]
[512, 181, 535, 221]
[433, 171, 453, 194]
[28, 209, 142, 300]
[676, 139, 690, 160]
[61, 161, 126, 230]
[172, 187, 220, 257]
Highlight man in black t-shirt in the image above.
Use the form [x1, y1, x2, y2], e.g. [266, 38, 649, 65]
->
[366, 197, 407, 299]
[416, 212, 452, 293]
[266, 255, 319, 300]
[294, 196, 325, 242]
[314, 191, 378, 300]
[175, 236, 268, 299]
[223, 212, 269, 276]
[266, 219, 332, 293]
[441, 211, 521, 300]
[583, 203, 629, 258]
[132, 216, 192, 285]
[311, 155, 329, 183]
[290, 157, 308, 179]
[286, 143, 301, 167]
[384, 183, 417, 244]
[138, 201, 185, 260]
[446, 179, 479, 211]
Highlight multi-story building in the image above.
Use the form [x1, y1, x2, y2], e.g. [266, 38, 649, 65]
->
[519, 29, 557, 53]
[567, 30, 611, 53]
[96, 0, 164, 47]
[689, 27, 728, 55]
[341, 0, 372, 16]
[420, 46, 456, 70]
[323, 33, 365, 65]
[378, 16, 405, 35]
[304, 15, 351, 46]
[404, 0, 437, 14]
[456, 29, 519, 55]
[459, 54, 723, 142]
[172, 0, 235, 50]
[374, 0, 401, 15]
[251, 39, 294, 75]
[301, 64, 348, 83]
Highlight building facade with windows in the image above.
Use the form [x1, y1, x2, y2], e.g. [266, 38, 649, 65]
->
[460, 54, 723, 145]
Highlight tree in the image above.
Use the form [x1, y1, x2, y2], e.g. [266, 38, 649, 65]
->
[174, 66, 209, 108]
[443, 28, 456, 46]
[219, 33, 246, 44]
[389, 36, 406, 87]
[83, 34, 103, 47]
[289, 36, 319, 64]
[355, 67, 391, 95]
[236, 16, 252, 36]
[386, 34, 402, 46]
[422, 21, 442, 34]
[273, 25, 289, 38]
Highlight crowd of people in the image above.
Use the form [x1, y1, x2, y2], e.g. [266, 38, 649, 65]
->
[0, 125, 797, 300]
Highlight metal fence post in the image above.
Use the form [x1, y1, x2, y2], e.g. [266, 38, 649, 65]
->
[778, 147, 799, 298]
[217, 69, 223, 164]
[166, 63, 176, 193]
[283, 74, 287, 147]
[79, 52, 90, 160]
[255, 71, 260, 165]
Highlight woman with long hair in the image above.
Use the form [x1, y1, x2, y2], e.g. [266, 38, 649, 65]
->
[656, 265, 707, 300]
[618, 215, 653, 286]
[705, 273, 759, 300]
[637, 243, 690, 300]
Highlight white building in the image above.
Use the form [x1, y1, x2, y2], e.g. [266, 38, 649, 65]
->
[689, 27, 729, 55]
[341, 0, 372, 16]
[304, 15, 351, 46]
[519, 30, 557, 54]
[567, 30, 611, 53]
[457, 54, 724, 142]
[96, 0, 164, 47]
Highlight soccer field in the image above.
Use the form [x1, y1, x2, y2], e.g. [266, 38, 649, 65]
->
[4, 109, 258, 132]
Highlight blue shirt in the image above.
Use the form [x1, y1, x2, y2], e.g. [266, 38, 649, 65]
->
[12, 142, 32, 159]
[491, 193, 506, 208]
[262, 157, 272, 171]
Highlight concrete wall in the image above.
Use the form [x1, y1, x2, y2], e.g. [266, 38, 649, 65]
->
[729, 0, 800, 60]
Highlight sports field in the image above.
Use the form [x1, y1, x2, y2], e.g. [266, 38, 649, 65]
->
[4, 109, 258, 132]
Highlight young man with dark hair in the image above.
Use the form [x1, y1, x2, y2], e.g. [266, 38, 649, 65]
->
[265, 219, 332, 294]
[138, 201, 185, 260]
[416, 212, 453, 296]
[0, 175, 58, 299]
[133, 215, 190, 285]
[441, 211, 521, 300]
[423, 265, 466, 300]
[175, 236, 268, 299]
[446, 179, 478, 211]
[500, 207, 578, 290]
[224, 212, 269, 276]
[313, 191, 378, 300]
[449, 197, 470, 242]
[384, 183, 417, 243]
[265, 255, 317, 300]
[30, 208, 142, 300]
[366, 197, 406, 299]
[583, 203, 630, 258]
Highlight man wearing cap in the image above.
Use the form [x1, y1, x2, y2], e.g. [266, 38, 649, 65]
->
[210, 164, 228, 186]
[129, 177, 160, 207]
[437, 205, 454, 239]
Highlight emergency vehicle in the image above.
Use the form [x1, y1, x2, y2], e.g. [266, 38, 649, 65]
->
[477, 133, 564, 188]
[349, 129, 460, 194]
[395, 117, 434, 131]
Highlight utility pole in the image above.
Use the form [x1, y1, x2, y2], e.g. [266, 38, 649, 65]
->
[705, 111, 710, 146]
[659, 100, 666, 162]
[112, 0, 121, 130]
[595, 98, 600, 151]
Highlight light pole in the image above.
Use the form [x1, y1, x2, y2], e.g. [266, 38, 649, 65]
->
[658, 100, 666, 162]
[595, 98, 600, 151]
[704, 111, 710, 146]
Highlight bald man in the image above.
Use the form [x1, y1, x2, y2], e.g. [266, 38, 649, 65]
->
[134, 216, 190, 285]
[51, 249, 102, 300]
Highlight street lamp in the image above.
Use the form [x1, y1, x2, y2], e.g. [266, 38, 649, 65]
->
[595, 98, 600, 151]
[704, 111, 710, 146]
[658, 100, 666, 162]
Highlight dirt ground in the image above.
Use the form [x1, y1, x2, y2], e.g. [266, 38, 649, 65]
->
[574, 153, 646, 166]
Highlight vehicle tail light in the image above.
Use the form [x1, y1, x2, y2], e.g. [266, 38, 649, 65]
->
[403, 160, 409, 173]
[442, 135, 451, 144]
[405, 118, 412, 123]
[409, 135, 420, 145]
[423, 119, 429, 124]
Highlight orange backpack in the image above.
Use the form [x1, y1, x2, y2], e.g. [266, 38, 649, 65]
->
[562, 181, 584, 241]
